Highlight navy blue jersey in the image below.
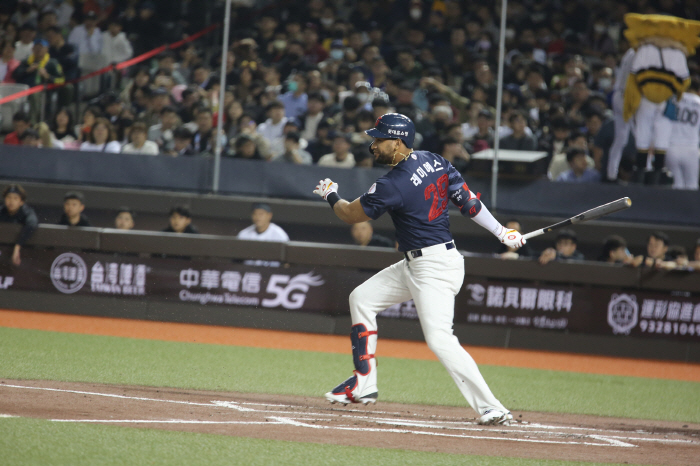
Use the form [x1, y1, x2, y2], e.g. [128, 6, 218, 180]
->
[360, 150, 468, 252]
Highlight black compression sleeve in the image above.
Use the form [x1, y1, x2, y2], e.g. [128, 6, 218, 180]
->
[326, 192, 341, 209]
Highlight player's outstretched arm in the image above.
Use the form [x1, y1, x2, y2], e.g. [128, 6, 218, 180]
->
[314, 178, 371, 224]
[449, 185, 525, 249]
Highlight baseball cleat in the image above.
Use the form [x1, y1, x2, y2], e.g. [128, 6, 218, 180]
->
[478, 409, 513, 425]
[325, 374, 378, 405]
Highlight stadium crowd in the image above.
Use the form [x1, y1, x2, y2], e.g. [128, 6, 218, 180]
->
[1, 0, 699, 188]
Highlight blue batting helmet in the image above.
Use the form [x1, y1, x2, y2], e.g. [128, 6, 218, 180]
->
[365, 113, 415, 148]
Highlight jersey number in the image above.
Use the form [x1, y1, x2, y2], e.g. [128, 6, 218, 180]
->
[424, 174, 449, 222]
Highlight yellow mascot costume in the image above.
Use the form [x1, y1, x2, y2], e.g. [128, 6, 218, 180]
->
[622, 13, 700, 185]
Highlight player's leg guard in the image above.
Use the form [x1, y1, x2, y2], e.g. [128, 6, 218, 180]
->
[325, 323, 378, 404]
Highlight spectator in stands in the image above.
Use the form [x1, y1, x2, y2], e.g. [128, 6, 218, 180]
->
[75, 105, 101, 142]
[0, 184, 38, 265]
[318, 132, 356, 168]
[3, 111, 31, 145]
[101, 18, 132, 65]
[67, 11, 102, 57]
[148, 106, 179, 154]
[549, 131, 594, 180]
[440, 137, 470, 173]
[50, 108, 77, 144]
[237, 202, 289, 266]
[598, 235, 633, 264]
[538, 229, 585, 264]
[121, 122, 159, 155]
[257, 100, 287, 157]
[192, 107, 218, 155]
[234, 113, 271, 158]
[14, 24, 36, 62]
[300, 92, 326, 141]
[163, 205, 198, 234]
[46, 26, 78, 81]
[168, 127, 195, 157]
[114, 207, 135, 230]
[466, 108, 495, 152]
[43, 1, 74, 29]
[19, 127, 39, 147]
[80, 117, 121, 153]
[0, 39, 20, 82]
[231, 133, 262, 160]
[58, 191, 90, 227]
[120, 66, 151, 107]
[141, 87, 172, 128]
[13, 38, 65, 87]
[662, 245, 690, 270]
[36, 122, 63, 149]
[632, 232, 672, 268]
[350, 221, 394, 248]
[271, 131, 312, 164]
[556, 148, 602, 183]
[223, 100, 244, 141]
[11, 0, 37, 29]
[126, 1, 161, 56]
[500, 111, 538, 151]
[498, 219, 534, 259]
[279, 72, 308, 120]
[306, 117, 334, 163]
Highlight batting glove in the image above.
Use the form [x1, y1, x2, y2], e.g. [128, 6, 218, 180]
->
[498, 228, 526, 249]
[313, 178, 338, 200]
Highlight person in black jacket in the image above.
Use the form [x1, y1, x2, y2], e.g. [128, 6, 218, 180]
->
[163, 205, 199, 234]
[0, 185, 38, 266]
[58, 191, 91, 227]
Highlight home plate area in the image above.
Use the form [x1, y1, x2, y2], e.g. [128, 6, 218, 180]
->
[1, 380, 698, 465]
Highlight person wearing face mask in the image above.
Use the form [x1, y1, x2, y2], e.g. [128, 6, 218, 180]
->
[328, 40, 345, 62]
[408, 0, 423, 22]
[279, 72, 309, 120]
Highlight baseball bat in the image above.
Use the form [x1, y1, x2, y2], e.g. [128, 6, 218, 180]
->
[522, 197, 632, 241]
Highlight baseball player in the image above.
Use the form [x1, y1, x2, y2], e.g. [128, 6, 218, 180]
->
[607, 48, 635, 181]
[313, 113, 525, 426]
[665, 79, 700, 190]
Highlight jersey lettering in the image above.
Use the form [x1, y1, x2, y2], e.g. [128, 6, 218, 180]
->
[410, 173, 422, 186]
[423, 162, 435, 173]
[424, 173, 449, 221]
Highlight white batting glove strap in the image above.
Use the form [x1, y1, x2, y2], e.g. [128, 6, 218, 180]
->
[313, 178, 338, 200]
[498, 227, 526, 248]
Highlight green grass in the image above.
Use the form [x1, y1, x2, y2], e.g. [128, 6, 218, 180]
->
[1, 327, 698, 423]
[0, 417, 637, 466]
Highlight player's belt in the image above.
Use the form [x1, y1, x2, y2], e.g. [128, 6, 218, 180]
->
[404, 241, 455, 261]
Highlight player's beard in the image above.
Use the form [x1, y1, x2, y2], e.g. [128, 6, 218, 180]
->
[374, 150, 396, 165]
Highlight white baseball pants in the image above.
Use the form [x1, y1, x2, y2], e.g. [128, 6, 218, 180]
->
[666, 146, 700, 190]
[349, 244, 508, 415]
[608, 90, 632, 180]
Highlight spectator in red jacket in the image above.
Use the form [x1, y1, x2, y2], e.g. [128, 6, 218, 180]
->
[0, 39, 20, 83]
[3, 112, 31, 145]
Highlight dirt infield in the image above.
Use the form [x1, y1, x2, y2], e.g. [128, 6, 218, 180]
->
[1, 309, 699, 382]
[1, 379, 699, 465]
